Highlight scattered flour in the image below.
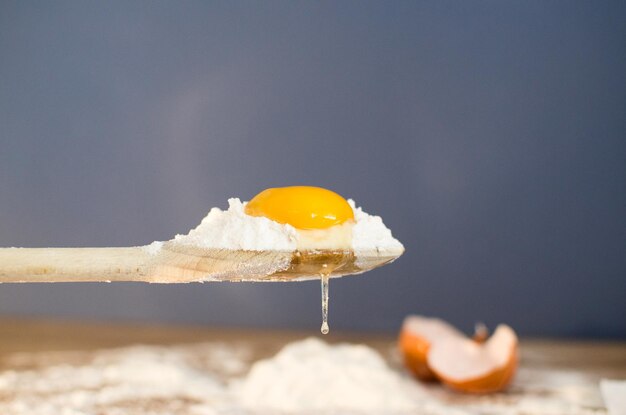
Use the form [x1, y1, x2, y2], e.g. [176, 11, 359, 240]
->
[162, 197, 403, 253]
[0, 346, 226, 415]
[601, 379, 626, 415]
[0, 339, 605, 415]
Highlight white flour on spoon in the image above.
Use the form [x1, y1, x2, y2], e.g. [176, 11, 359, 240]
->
[147, 198, 403, 254]
[143, 198, 404, 336]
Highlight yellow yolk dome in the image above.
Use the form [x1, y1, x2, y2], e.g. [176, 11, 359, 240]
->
[244, 186, 354, 230]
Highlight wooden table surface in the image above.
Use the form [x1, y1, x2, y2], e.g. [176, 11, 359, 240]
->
[1, 318, 624, 373]
[0, 317, 624, 414]
[0, 317, 396, 357]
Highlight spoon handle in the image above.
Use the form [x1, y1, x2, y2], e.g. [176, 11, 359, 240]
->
[0, 247, 151, 283]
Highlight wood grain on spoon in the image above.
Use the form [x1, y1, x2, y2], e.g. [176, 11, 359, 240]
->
[0, 242, 402, 283]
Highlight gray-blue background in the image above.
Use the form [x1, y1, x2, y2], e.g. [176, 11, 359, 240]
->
[1, 1, 625, 338]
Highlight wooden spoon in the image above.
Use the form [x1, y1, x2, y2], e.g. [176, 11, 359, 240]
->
[0, 242, 403, 283]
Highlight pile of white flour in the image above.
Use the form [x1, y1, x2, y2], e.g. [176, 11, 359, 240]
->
[236, 338, 419, 412]
[163, 198, 403, 253]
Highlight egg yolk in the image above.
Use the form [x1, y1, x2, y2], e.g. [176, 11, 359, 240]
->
[244, 186, 354, 230]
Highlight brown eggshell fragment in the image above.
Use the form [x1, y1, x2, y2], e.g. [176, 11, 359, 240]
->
[399, 315, 466, 381]
[427, 324, 519, 394]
